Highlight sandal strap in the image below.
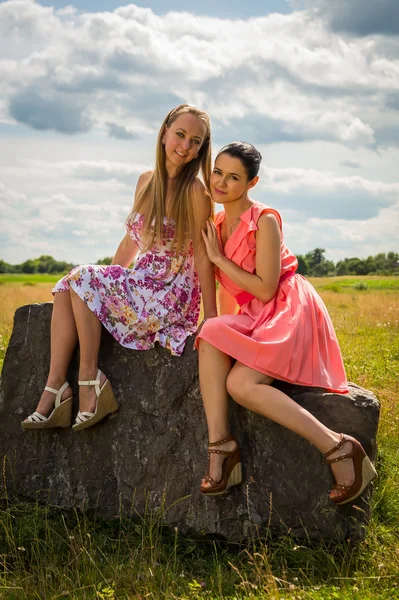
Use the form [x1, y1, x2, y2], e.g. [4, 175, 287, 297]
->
[332, 484, 352, 492]
[208, 448, 234, 456]
[324, 434, 347, 459]
[44, 385, 60, 395]
[75, 410, 95, 424]
[27, 411, 48, 423]
[208, 434, 235, 447]
[78, 369, 102, 398]
[202, 473, 218, 486]
[44, 381, 70, 409]
[331, 484, 353, 499]
[327, 452, 355, 464]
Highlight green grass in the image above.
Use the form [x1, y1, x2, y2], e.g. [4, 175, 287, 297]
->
[0, 273, 64, 284]
[0, 278, 399, 598]
[0, 488, 398, 599]
[312, 276, 399, 293]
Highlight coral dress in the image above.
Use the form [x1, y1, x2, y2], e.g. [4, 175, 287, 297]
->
[197, 202, 348, 393]
[52, 213, 200, 356]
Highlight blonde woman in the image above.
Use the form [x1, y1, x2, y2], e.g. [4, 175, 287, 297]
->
[23, 104, 216, 432]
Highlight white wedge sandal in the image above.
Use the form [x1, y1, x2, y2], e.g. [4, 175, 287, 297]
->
[22, 382, 73, 430]
[72, 369, 119, 432]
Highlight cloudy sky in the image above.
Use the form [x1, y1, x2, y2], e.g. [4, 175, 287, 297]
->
[1, 0, 398, 264]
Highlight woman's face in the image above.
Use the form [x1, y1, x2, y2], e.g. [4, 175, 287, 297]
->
[211, 153, 255, 204]
[163, 113, 207, 170]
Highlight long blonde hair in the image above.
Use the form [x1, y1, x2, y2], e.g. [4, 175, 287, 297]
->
[130, 104, 212, 253]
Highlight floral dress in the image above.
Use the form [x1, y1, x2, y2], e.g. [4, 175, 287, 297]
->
[52, 213, 201, 356]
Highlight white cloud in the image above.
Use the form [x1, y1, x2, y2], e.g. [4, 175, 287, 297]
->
[1, 157, 398, 263]
[0, 0, 398, 262]
[1, 1, 399, 146]
[261, 166, 399, 197]
[0, 178, 131, 264]
[295, 201, 399, 261]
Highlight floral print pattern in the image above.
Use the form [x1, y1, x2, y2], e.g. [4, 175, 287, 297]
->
[52, 214, 200, 356]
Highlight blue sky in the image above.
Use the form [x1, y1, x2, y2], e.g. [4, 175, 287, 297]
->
[1, 0, 398, 264]
[33, 0, 291, 18]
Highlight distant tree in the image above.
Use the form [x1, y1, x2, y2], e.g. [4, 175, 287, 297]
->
[386, 252, 399, 270]
[312, 260, 335, 277]
[324, 251, 399, 276]
[374, 253, 387, 272]
[21, 259, 36, 274]
[97, 256, 113, 265]
[340, 258, 367, 275]
[351, 259, 368, 275]
[336, 260, 348, 276]
[0, 259, 11, 273]
[296, 255, 309, 275]
[303, 248, 336, 276]
[305, 248, 326, 271]
[3, 250, 397, 278]
[364, 256, 377, 274]
[2, 256, 74, 274]
[36, 255, 55, 273]
[49, 261, 72, 273]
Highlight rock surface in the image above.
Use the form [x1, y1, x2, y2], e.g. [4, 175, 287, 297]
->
[0, 303, 380, 541]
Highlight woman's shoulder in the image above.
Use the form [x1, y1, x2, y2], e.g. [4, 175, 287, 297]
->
[137, 170, 153, 189]
[191, 177, 212, 219]
[251, 201, 282, 231]
[133, 171, 153, 210]
[190, 177, 207, 197]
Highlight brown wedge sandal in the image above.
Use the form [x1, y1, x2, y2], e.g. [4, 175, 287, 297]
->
[200, 435, 242, 496]
[325, 433, 377, 506]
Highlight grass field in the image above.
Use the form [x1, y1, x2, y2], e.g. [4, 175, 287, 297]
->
[0, 274, 62, 284]
[0, 275, 398, 599]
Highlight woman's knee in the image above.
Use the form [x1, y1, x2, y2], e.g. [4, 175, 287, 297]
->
[227, 368, 273, 405]
[226, 370, 251, 404]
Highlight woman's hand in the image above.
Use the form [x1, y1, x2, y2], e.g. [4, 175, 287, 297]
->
[201, 220, 223, 265]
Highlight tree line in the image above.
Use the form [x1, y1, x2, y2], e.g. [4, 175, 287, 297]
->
[296, 249, 399, 276]
[1, 250, 398, 277]
[0, 255, 75, 274]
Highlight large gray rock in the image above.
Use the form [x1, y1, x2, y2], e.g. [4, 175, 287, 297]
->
[0, 303, 380, 541]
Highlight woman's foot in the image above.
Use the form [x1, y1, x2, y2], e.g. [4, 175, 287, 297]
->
[73, 368, 119, 432]
[22, 380, 73, 429]
[325, 436, 356, 500]
[25, 379, 73, 420]
[77, 368, 107, 413]
[200, 435, 242, 495]
[324, 434, 377, 504]
[201, 438, 237, 488]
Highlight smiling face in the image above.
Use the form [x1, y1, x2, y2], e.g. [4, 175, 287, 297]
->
[211, 153, 259, 205]
[163, 113, 207, 173]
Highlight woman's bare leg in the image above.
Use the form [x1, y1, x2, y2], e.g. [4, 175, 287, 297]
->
[198, 339, 237, 487]
[70, 289, 107, 414]
[30, 291, 77, 417]
[226, 362, 355, 499]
